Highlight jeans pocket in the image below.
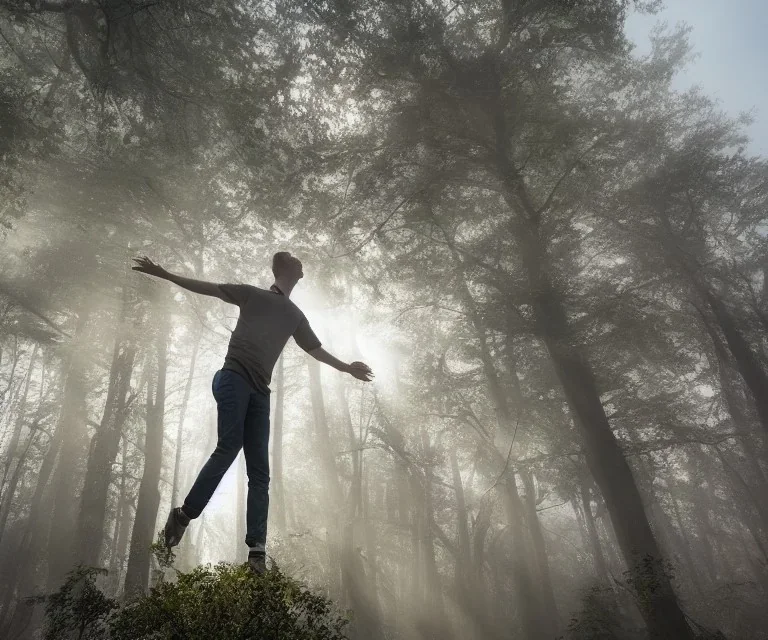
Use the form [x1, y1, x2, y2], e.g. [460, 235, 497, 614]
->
[213, 370, 240, 407]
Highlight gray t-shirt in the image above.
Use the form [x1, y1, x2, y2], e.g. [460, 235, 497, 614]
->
[218, 284, 321, 394]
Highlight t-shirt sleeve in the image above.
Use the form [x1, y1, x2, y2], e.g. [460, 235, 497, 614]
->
[293, 314, 322, 352]
[218, 283, 254, 307]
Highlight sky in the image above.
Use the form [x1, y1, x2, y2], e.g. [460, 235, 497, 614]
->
[624, 0, 768, 156]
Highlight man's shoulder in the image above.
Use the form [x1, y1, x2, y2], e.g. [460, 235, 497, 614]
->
[247, 285, 271, 296]
[284, 298, 306, 319]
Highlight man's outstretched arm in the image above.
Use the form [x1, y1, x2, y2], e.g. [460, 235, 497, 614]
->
[307, 347, 374, 382]
[132, 256, 226, 300]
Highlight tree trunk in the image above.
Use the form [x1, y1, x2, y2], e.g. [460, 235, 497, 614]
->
[580, 476, 610, 583]
[0, 344, 37, 497]
[46, 315, 91, 590]
[75, 287, 138, 570]
[307, 358, 342, 599]
[456, 268, 551, 638]
[108, 435, 133, 595]
[362, 472, 381, 618]
[0, 418, 62, 632]
[492, 99, 694, 636]
[667, 484, 704, 595]
[124, 316, 168, 595]
[451, 450, 472, 587]
[705, 289, 768, 435]
[171, 327, 200, 508]
[420, 430, 444, 619]
[0, 419, 45, 544]
[451, 451, 499, 640]
[0, 346, 38, 542]
[520, 469, 559, 628]
[716, 446, 768, 542]
[178, 406, 217, 572]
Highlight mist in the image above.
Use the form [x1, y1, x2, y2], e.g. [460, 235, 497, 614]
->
[1, 2, 768, 639]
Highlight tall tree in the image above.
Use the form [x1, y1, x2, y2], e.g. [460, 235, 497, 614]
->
[124, 306, 169, 594]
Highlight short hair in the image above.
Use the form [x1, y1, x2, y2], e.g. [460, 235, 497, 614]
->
[272, 251, 293, 277]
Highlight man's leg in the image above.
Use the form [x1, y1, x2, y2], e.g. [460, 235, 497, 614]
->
[180, 370, 250, 520]
[242, 388, 270, 571]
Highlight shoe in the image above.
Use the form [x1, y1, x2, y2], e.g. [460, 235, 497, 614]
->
[164, 507, 189, 547]
[248, 551, 267, 576]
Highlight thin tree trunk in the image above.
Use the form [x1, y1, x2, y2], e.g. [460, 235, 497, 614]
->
[46, 315, 90, 590]
[124, 316, 168, 595]
[0, 421, 62, 632]
[0, 344, 37, 496]
[0, 347, 38, 542]
[419, 430, 444, 620]
[75, 286, 138, 570]
[705, 289, 768, 435]
[580, 477, 610, 583]
[362, 472, 380, 613]
[171, 328, 200, 507]
[178, 406, 217, 572]
[451, 450, 472, 586]
[451, 452, 497, 640]
[716, 446, 768, 541]
[108, 435, 132, 595]
[307, 358, 342, 599]
[335, 371, 383, 639]
[667, 485, 704, 595]
[0, 418, 45, 542]
[455, 268, 551, 639]
[520, 469, 560, 628]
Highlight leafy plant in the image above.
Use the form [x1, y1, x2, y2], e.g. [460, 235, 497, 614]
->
[38, 559, 349, 640]
[562, 584, 632, 640]
[109, 562, 349, 640]
[34, 565, 118, 640]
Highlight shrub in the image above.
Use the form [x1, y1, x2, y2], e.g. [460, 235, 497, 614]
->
[563, 584, 628, 640]
[35, 566, 118, 640]
[109, 562, 349, 640]
[39, 550, 349, 640]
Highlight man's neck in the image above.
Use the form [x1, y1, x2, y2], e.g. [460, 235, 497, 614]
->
[272, 277, 297, 297]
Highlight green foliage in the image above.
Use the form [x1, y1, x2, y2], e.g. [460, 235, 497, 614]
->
[39, 560, 349, 640]
[110, 563, 349, 640]
[34, 565, 118, 640]
[562, 585, 633, 640]
[150, 531, 177, 571]
[623, 554, 676, 612]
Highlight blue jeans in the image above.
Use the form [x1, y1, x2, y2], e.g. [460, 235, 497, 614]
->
[182, 369, 270, 547]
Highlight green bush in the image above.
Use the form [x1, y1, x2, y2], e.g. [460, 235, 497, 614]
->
[34, 566, 118, 640]
[40, 558, 349, 640]
[563, 584, 629, 640]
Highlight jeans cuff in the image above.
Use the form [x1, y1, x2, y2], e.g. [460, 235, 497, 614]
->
[182, 503, 202, 519]
[245, 540, 266, 551]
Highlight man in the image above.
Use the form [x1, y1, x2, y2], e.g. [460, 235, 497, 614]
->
[132, 252, 373, 575]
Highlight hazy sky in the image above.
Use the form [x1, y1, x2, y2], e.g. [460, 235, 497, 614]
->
[625, 0, 768, 155]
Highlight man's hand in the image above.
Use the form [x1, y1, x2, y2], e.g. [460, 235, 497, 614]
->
[132, 256, 168, 279]
[347, 361, 374, 382]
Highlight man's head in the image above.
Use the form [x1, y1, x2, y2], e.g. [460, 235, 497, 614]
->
[272, 251, 304, 281]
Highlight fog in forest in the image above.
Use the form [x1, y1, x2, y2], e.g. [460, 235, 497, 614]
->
[1, 2, 768, 639]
